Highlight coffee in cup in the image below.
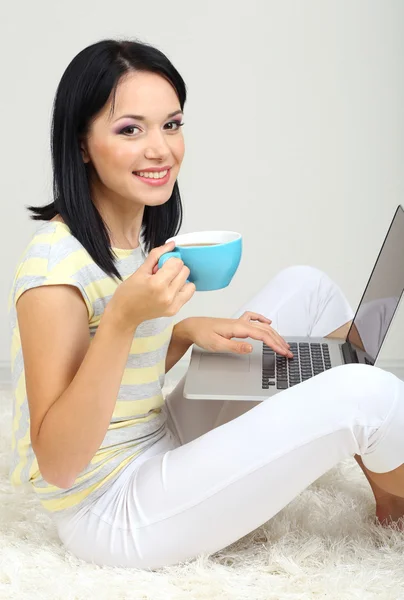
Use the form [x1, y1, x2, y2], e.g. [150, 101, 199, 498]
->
[176, 243, 219, 247]
[157, 231, 242, 291]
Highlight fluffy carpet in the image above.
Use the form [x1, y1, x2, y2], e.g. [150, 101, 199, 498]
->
[1, 381, 404, 600]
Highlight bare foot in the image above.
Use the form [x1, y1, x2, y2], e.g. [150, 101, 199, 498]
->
[354, 455, 404, 530]
[375, 496, 404, 530]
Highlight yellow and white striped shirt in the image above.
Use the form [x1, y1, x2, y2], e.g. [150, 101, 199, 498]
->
[8, 220, 173, 514]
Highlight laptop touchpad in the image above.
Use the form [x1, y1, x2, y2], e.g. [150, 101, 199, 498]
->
[199, 353, 251, 372]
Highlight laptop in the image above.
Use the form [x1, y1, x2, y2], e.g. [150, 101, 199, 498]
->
[183, 205, 404, 401]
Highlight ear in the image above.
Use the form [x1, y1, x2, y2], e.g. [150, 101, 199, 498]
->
[79, 139, 90, 163]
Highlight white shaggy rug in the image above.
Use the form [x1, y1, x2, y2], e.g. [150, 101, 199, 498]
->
[1, 379, 404, 600]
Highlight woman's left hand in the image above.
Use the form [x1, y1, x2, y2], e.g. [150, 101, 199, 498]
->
[181, 312, 293, 357]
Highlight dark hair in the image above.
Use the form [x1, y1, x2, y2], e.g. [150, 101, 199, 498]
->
[26, 39, 186, 281]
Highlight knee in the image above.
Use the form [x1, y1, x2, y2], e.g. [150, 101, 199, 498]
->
[326, 363, 399, 396]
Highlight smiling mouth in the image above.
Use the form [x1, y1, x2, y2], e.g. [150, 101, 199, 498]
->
[133, 169, 169, 179]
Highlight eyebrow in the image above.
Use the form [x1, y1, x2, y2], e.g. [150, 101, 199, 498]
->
[113, 110, 183, 123]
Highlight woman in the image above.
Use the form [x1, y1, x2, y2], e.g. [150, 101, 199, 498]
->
[9, 38, 404, 570]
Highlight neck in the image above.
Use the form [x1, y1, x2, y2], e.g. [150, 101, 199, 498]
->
[90, 181, 145, 250]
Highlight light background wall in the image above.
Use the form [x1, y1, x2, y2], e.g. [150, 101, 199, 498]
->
[1, 0, 403, 372]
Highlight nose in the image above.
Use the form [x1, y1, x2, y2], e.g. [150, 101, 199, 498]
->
[144, 128, 170, 161]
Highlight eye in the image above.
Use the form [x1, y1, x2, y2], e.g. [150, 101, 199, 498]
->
[120, 125, 142, 136]
[164, 120, 185, 131]
[119, 120, 184, 136]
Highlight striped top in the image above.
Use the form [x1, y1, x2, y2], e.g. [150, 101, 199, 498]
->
[8, 220, 173, 514]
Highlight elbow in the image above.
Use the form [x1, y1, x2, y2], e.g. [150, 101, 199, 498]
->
[33, 441, 77, 489]
[37, 460, 76, 489]
[41, 468, 76, 490]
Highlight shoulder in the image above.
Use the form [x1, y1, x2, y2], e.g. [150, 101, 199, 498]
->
[17, 220, 92, 278]
[9, 221, 95, 319]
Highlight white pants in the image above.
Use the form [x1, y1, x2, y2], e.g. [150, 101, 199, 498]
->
[53, 266, 404, 570]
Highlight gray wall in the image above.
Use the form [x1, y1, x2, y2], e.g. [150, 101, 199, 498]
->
[1, 0, 403, 368]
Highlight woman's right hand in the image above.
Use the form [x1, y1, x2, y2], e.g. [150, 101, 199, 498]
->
[108, 241, 196, 329]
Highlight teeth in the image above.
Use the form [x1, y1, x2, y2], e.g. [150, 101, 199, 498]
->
[135, 169, 168, 179]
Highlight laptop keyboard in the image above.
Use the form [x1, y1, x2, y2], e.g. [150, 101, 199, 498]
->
[262, 342, 332, 390]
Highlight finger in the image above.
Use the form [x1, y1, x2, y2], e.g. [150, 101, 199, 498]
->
[233, 323, 293, 357]
[251, 323, 290, 350]
[212, 334, 252, 354]
[239, 311, 272, 325]
[169, 282, 196, 313]
[153, 257, 185, 285]
[142, 241, 176, 274]
[169, 264, 191, 292]
[266, 326, 292, 352]
[249, 321, 292, 352]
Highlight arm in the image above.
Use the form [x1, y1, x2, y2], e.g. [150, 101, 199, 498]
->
[165, 318, 193, 373]
[18, 243, 195, 491]
[17, 285, 140, 489]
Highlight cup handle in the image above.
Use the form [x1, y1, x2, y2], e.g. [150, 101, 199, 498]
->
[157, 251, 182, 269]
[157, 251, 191, 285]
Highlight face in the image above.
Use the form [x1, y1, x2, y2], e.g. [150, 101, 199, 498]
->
[80, 71, 185, 208]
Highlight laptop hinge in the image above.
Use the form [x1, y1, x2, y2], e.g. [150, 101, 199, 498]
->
[341, 341, 358, 364]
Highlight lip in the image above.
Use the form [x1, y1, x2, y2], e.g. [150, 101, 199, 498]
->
[133, 165, 172, 173]
[133, 168, 171, 187]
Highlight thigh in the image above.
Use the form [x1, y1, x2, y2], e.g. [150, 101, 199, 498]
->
[62, 364, 403, 569]
[123, 366, 401, 568]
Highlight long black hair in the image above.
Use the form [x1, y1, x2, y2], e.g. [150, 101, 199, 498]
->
[27, 39, 186, 281]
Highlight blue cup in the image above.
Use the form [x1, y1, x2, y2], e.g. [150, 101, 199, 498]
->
[157, 231, 242, 291]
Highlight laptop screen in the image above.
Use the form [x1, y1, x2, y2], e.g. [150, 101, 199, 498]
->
[346, 205, 404, 364]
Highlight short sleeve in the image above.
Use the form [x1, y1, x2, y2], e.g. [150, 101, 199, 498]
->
[14, 273, 94, 322]
[11, 231, 95, 322]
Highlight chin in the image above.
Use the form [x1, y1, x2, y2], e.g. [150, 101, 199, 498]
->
[143, 186, 176, 205]
[145, 195, 173, 207]
[133, 191, 170, 206]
